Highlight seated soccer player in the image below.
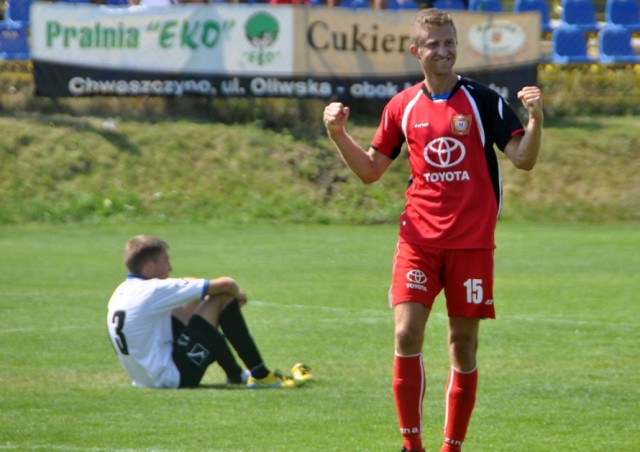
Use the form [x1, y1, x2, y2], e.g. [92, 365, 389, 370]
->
[107, 235, 312, 389]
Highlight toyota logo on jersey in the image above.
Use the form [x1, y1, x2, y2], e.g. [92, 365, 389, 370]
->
[423, 137, 466, 169]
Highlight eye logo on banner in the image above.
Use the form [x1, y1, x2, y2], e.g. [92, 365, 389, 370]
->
[245, 12, 280, 66]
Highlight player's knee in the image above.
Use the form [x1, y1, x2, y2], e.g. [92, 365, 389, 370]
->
[209, 292, 235, 304]
[395, 323, 424, 353]
[448, 334, 478, 366]
[202, 293, 235, 314]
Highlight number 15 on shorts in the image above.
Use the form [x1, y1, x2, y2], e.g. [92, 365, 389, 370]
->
[463, 279, 484, 304]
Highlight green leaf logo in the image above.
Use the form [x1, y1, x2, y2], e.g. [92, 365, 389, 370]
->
[245, 12, 280, 66]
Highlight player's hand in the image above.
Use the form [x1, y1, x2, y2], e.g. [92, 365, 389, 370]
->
[517, 86, 543, 120]
[323, 102, 350, 133]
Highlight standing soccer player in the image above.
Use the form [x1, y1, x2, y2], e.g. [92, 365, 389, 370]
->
[323, 9, 542, 452]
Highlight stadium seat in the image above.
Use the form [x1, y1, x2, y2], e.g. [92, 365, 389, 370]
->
[599, 25, 640, 62]
[5, 0, 33, 23]
[468, 0, 503, 12]
[551, 25, 594, 63]
[514, 0, 553, 33]
[0, 21, 30, 60]
[386, 0, 420, 9]
[605, 0, 640, 32]
[338, 0, 371, 7]
[560, 0, 600, 32]
[270, 0, 311, 3]
[432, 0, 467, 10]
[106, 0, 131, 5]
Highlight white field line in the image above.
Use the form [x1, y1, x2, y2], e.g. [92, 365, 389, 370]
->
[0, 301, 636, 335]
[251, 301, 638, 329]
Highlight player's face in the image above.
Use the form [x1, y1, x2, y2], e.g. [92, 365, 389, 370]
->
[148, 250, 172, 279]
[411, 24, 457, 76]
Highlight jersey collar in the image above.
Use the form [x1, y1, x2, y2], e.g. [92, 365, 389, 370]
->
[422, 75, 462, 101]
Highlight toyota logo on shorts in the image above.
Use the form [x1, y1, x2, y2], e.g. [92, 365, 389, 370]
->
[406, 269, 427, 284]
[424, 137, 466, 168]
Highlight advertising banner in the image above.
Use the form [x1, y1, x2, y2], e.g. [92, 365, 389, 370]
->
[31, 3, 540, 103]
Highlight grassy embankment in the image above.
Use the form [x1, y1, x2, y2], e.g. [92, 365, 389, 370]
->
[0, 101, 638, 225]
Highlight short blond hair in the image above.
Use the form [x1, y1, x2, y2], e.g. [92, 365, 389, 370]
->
[123, 235, 169, 274]
[410, 8, 457, 46]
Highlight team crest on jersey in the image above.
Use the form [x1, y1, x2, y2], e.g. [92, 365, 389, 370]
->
[450, 114, 472, 135]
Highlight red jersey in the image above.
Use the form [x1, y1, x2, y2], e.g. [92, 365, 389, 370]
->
[372, 77, 524, 249]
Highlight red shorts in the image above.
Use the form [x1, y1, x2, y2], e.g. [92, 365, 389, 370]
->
[389, 241, 496, 319]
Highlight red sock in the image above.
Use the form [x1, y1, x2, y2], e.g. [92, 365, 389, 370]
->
[392, 353, 425, 451]
[442, 367, 478, 451]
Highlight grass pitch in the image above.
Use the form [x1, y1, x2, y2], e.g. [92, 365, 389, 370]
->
[1, 222, 638, 451]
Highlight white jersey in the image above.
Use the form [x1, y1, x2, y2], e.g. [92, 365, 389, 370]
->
[107, 275, 208, 388]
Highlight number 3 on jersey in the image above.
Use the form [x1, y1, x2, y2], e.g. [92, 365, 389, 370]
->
[463, 279, 484, 304]
[111, 310, 129, 355]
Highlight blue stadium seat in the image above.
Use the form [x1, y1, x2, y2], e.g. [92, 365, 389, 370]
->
[338, 0, 371, 7]
[5, 0, 33, 23]
[605, 0, 640, 32]
[560, 0, 600, 32]
[106, 0, 131, 5]
[468, 0, 503, 12]
[551, 25, 594, 63]
[599, 25, 640, 63]
[432, 0, 467, 10]
[514, 0, 553, 33]
[0, 21, 30, 60]
[386, 0, 420, 9]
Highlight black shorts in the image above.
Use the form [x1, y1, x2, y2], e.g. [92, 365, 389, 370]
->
[171, 315, 218, 388]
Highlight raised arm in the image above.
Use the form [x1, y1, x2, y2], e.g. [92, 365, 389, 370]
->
[504, 86, 544, 171]
[323, 102, 392, 184]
